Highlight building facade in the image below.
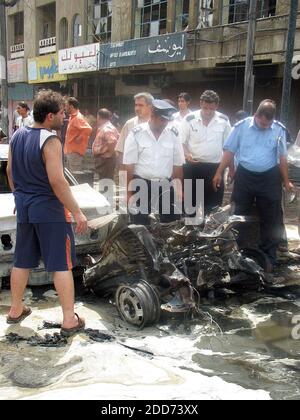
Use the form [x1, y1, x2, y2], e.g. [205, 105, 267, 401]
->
[5, 0, 300, 135]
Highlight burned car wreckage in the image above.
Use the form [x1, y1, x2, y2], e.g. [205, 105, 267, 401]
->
[84, 207, 271, 329]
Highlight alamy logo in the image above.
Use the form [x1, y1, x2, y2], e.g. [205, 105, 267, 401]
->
[291, 315, 300, 340]
[292, 55, 300, 80]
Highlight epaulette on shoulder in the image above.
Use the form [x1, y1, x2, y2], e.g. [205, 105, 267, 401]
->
[218, 113, 229, 121]
[170, 126, 179, 136]
[132, 125, 143, 135]
[274, 120, 287, 131]
[186, 114, 196, 123]
[234, 119, 246, 128]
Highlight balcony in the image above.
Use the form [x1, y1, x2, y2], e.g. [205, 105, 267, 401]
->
[10, 43, 24, 60]
[39, 37, 56, 55]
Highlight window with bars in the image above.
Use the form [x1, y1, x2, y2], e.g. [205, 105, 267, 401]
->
[93, 0, 112, 43]
[257, 0, 277, 18]
[228, 0, 277, 24]
[134, 0, 168, 39]
[175, 0, 190, 31]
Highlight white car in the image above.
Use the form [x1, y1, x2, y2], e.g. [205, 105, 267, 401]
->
[0, 144, 112, 287]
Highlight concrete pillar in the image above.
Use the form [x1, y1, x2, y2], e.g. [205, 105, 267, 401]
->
[276, 0, 296, 15]
[167, 0, 176, 33]
[112, 0, 133, 42]
[222, 0, 230, 25]
[213, 0, 223, 26]
[189, 0, 199, 30]
[24, 0, 37, 58]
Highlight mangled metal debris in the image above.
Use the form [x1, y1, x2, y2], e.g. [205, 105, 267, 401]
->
[84, 206, 271, 329]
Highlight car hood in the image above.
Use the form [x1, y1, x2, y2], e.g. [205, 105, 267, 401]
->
[0, 144, 9, 161]
[0, 184, 111, 231]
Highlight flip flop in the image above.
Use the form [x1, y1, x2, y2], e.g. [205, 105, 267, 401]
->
[60, 313, 85, 338]
[6, 307, 32, 325]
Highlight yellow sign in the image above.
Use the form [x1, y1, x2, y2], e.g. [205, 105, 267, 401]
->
[28, 53, 67, 84]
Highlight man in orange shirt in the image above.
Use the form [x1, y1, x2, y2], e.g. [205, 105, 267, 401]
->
[64, 97, 92, 173]
[92, 109, 119, 181]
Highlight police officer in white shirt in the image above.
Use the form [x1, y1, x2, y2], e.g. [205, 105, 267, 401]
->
[182, 90, 232, 216]
[115, 92, 154, 162]
[173, 92, 192, 123]
[123, 99, 185, 225]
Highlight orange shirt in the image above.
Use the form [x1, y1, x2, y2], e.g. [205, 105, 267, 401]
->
[92, 121, 119, 158]
[64, 111, 93, 156]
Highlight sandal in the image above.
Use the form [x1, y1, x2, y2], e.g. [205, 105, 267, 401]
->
[7, 307, 32, 325]
[60, 313, 85, 337]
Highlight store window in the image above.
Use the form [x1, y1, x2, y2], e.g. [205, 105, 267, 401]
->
[175, 0, 190, 31]
[73, 14, 82, 47]
[134, 0, 168, 39]
[59, 18, 68, 49]
[93, 0, 112, 42]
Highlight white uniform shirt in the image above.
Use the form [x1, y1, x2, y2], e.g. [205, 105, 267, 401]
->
[123, 122, 185, 180]
[173, 110, 192, 123]
[17, 115, 34, 129]
[182, 111, 232, 163]
[171, 111, 192, 140]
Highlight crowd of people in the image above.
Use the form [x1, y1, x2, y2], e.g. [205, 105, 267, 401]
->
[2, 88, 295, 335]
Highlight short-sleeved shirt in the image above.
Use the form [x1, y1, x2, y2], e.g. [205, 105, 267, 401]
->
[10, 127, 71, 223]
[17, 115, 34, 129]
[173, 111, 192, 123]
[92, 121, 119, 158]
[115, 117, 140, 154]
[64, 110, 92, 156]
[123, 122, 185, 180]
[223, 117, 287, 173]
[181, 111, 232, 163]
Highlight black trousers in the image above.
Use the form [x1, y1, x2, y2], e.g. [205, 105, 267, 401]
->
[184, 162, 224, 216]
[130, 176, 180, 226]
[232, 165, 283, 265]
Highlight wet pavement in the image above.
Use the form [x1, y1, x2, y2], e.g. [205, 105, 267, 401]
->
[0, 219, 299, 400]
[0, 253, 299, 400]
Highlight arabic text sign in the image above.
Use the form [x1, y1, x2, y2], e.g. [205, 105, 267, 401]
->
[7, 59, 26, 83]
[59, 43, 100, 74]
[28, 53, 67, 84]
[99, 33, 187, 69]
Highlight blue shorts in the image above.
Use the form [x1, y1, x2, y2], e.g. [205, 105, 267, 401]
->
[14, 223, 76, 273]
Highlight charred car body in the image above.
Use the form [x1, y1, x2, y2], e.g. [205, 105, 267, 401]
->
[84, 207, 271, 329]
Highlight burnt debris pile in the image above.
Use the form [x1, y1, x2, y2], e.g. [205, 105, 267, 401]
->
[83, 206, 278, 328]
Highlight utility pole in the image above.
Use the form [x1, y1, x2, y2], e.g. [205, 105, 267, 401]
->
[0, 0, 9, 138]
[280, 0, 298, 126]
[0, 0, 20, 139]
[243, 0, 257, 115]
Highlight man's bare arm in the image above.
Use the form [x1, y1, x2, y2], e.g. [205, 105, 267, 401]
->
[212, 151, 235, 191]
[280, 156, 294, 192]
[43, 138, 87, 233]
[124, 164, 135, 205]
[172, 166, 184, 202]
